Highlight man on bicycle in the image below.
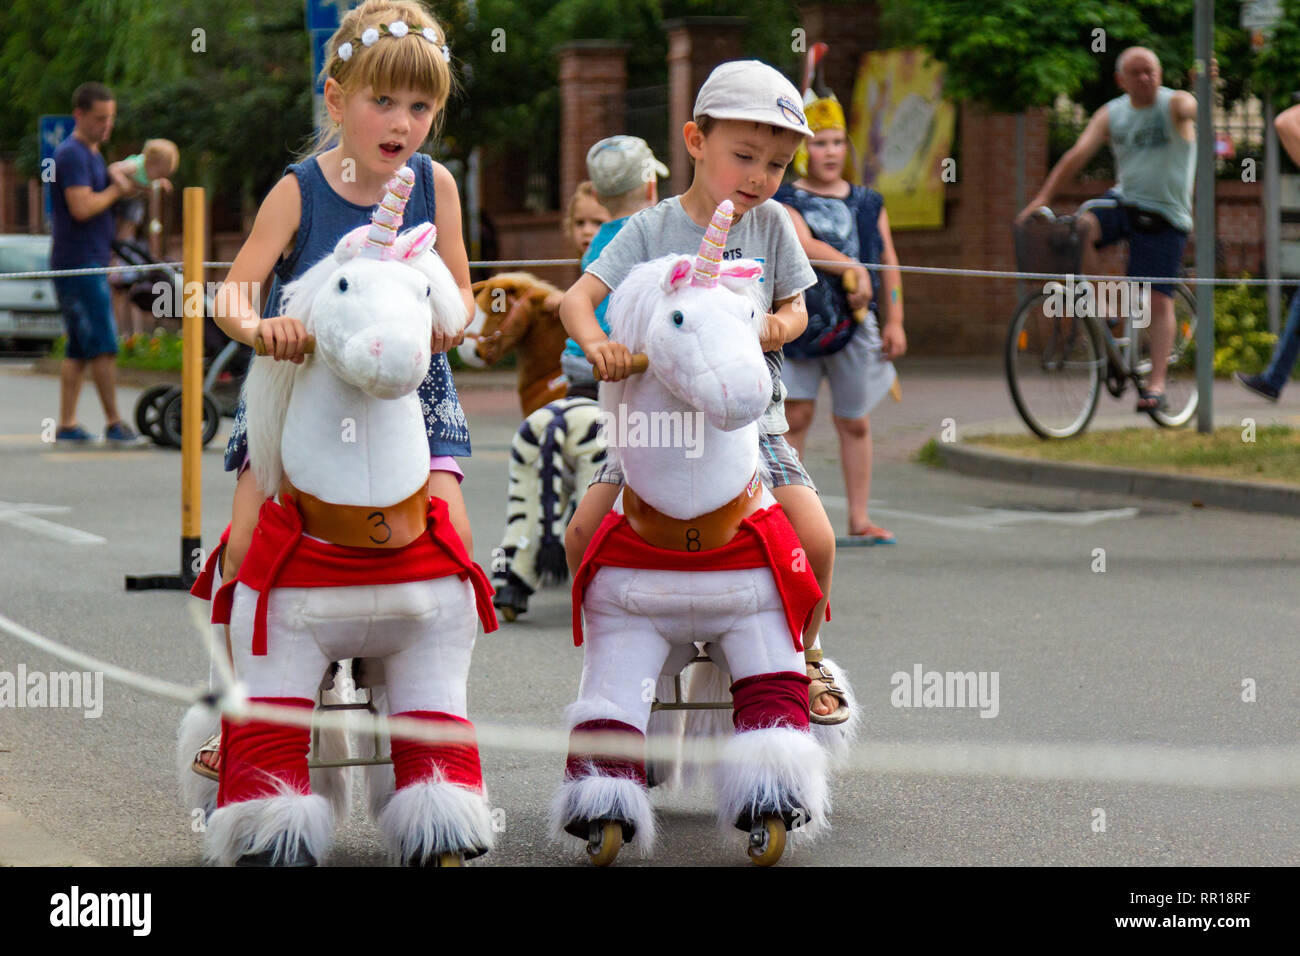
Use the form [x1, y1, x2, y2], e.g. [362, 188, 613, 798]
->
[1017, 47, 1201, 414]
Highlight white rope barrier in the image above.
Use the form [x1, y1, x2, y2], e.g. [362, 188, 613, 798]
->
[4, 610, 1299, 789]
[0, 258, 1294, 287]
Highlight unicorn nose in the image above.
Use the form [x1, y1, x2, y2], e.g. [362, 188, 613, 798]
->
[370, 340, 383, 358]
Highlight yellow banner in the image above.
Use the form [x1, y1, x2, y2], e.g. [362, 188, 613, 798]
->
[849, 49, 956, 229]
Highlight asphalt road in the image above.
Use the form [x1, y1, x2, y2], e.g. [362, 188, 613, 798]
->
[1, 358, 1296, 866]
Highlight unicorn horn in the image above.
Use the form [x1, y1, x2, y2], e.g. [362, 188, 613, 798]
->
[362, 166, 416, 259]
[692, 199, 734, 288]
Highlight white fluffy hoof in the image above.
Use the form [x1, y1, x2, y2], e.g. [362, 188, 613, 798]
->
[714, 725, 829, 842]
[204, 791, 333, 867]
[549, 772, 656, 854]
[378, 777, 494, 865]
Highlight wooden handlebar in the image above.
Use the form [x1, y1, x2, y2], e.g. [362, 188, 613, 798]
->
[253, 333, 316, 356]
[841, 269, 869, 325]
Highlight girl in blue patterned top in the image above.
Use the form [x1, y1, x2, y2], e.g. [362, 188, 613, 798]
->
[196, 0, 474, 776]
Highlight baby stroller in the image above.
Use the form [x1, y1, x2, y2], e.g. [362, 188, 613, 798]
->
[113, 238, 251, 448]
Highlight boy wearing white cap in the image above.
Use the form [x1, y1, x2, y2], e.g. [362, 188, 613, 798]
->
[559, 60, 850, 726]
[559, 136, 669, 397]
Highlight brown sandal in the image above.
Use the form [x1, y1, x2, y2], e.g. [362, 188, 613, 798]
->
[805, 647, 851, 726]
[191, 732, 221, 781]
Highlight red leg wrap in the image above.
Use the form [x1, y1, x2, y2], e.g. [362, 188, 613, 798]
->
[389, 711, 484, 792]
[217, 697, 314, 807]
[730, 672, 811, 732]
[565, 719, 646, 785]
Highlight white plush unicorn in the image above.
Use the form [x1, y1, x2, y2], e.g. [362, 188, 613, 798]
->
[554, 201, 833, 866]
[189, 167, 497, 867]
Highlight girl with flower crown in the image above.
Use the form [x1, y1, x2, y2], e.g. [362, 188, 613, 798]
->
[192, 0, 472, 779]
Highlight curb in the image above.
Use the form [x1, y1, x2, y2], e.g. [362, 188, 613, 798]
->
[935, 441, 1300, 517]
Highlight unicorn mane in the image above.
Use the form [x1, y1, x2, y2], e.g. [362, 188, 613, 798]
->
[598, 256, 676, 473]
[242, 252, 338, 497]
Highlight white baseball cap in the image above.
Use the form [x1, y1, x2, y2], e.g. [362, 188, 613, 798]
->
[693, 60, 813, 138]
[586, 136, 670, 198]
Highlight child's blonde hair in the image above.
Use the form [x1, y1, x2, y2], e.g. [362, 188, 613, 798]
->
[300, 0, 456, 159]
[142, 139, 179, 176]
[562, 181, 607, 249]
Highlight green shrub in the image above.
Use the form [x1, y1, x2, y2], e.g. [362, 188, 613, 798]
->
[117, 331, 185, 371]
[1185, 278, 1293, 377]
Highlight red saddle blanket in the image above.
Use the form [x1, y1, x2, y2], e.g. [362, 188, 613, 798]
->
[192, 495, 497, 656]
[570, 504, 824, 652]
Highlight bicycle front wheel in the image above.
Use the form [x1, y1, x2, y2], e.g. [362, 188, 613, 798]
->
[1005, 292, 1105, 439]
[1138, 284, 1199, 428]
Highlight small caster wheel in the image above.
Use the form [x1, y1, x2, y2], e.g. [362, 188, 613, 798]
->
[499, 605, 517, 622]
[135, 385, 177, 447]
[747, 816, 786, 867]
[161, 390, 220, 448]
[586, 820, 623, 867]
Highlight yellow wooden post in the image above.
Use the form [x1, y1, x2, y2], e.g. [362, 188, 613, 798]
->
[125, 187, 207, 590]
[181, 187, 204, 579]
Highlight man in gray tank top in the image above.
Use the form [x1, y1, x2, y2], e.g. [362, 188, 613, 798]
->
[1018, 47, 1204, 413]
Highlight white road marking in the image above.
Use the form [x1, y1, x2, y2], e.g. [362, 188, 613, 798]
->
[0, 501, 106, 545]
[819, 495, 1138, 532]
[0, 805, 100, 866]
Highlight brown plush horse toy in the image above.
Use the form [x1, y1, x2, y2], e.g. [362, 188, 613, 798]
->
[459, 273, 568, 417]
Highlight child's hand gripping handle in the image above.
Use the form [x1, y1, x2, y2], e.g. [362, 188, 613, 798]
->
[593, 353, 649, 382]
[253, 333, 316, 356]
[842, 269, 902, 403]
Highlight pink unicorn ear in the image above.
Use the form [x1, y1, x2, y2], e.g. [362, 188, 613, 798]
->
[717, 259, 763, 292]
[392, 222, 437, 261]
[660, 255, 694, 294]
[334, 224, 373, 261]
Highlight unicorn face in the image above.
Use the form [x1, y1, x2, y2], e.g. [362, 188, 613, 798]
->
[311, 254, 433, 399]
[644, 256, 770, 431]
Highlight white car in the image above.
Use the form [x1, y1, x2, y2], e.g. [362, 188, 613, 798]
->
[0, 234, 62, 347]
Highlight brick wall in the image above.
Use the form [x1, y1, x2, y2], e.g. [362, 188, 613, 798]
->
[664, 17, 747, 197]
[556, 41, 630, 212]
[797, 2, 882, 98]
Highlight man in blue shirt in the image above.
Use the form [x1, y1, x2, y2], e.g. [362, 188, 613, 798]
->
[50, 82, 143, 444]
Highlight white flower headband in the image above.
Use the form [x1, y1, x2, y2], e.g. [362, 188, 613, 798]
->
[336, 21, 450, 64]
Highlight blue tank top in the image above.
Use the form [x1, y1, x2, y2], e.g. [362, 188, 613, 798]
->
[774, 183, 884, 358]
[224, 153, 471, 472]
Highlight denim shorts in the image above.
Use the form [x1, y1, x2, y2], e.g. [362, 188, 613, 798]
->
[53, 273, 118, 360]
[1091, 191, 1189, 297]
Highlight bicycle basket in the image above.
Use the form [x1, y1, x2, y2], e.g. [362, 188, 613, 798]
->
[1014, 217, 1082, 278]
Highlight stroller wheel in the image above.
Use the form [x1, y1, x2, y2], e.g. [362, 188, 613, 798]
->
[135, 386, 179, 447]
[161, 390, 221, 449]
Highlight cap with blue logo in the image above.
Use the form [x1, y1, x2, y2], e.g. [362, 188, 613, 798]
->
[692, 60, 813, 138]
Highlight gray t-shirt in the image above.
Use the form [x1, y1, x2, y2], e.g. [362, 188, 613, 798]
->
[586, 196, 817, 434]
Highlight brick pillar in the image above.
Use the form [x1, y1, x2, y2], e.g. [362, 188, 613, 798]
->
[556, 41, 630, 210]
[663, 17, 748, 196]
[953, 103, 1049, 352]
[797, 2, 882, 97]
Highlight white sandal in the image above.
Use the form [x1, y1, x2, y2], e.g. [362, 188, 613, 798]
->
[806, 648, 851, 726]
[191, 732, 221, 781]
